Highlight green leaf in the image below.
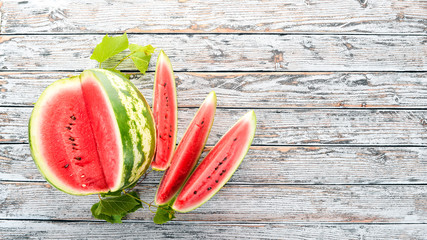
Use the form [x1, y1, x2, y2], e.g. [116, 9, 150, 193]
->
[91, 191, 142, 224]
[153, 205, 175, 224]
[90, 33, 129, 63]
[129, 44, 155, 55]
[128, 44, 154, 74]
[91, 203, 127, 224]
[100, 190, 122, 198]
[105, 68, 130, 80]
[130, 52, 151, 74]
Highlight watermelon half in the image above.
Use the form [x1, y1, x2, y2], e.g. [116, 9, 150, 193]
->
[155, 92, 217, 206]
[29, 69, 156, 195]
[151, 50, 178, 171]
[172, 110, 256, 213]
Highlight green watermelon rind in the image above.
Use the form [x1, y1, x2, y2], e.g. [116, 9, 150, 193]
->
[82, 69, 157, 192]
[154, 91, 217, 206]
[172, 110, 257, 213]
[29, 69, 156, 195]
[152, 50, 178, 171]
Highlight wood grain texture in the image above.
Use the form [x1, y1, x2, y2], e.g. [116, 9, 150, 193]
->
[1, 144, 426, 184]
[1, 35, 426, 71]
[1, 221, 426, 240]
[1, 182, 426, 223]
[2, 72, 427, 108]
[2, 107, 426, 145]
[1, 0, 426, 34]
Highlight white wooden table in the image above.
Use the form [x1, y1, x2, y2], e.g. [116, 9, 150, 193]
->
[0, 1, 426, 239]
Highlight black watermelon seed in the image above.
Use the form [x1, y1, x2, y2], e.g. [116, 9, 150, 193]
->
[222, 169, 226, 173]
[215, 167, 218, 170]
[207, 187, 212, 191]
[69, 137, 75, 141]
[223, 157, 227, 161]
[69, 123, 74, 125]
[169, 134, 172, 138]
[72, 147, 78, 150]
[159, 135, 162, 139]
[201, 121, 204, 125]
[65, 126, 71, 130]
[220, 172, 223, 176]
[193, 191, 197, 194]
[75, 157, 81, 160]
[208, 176, 211, 179]
[72, 143, 77, 146]
[215, 180, 219, 183]
[234, 138, 237, 141]
[164, 83, 167, 87]
[70, 115, 76, 120]
[64, 164, 69, 168]
[219, 162, 222, 165]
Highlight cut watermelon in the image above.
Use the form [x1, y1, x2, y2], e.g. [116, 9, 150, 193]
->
[172, 111, 256, 213]
[151, 50, 178, 171]
[29, 69, 156, 195]
[155, 92, 217, 206]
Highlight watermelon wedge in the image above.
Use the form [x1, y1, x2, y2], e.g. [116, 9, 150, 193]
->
[172, 111, 256, 213]
[155, 92, 217, 206]
[29, 69, 156, 195]
[151, 50, 178, 171]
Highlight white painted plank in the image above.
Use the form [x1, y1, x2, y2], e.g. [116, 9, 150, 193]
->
[1, 72, 427, 108]
[1, 144, 426, 184]
[1, 35, 426, 71]
[1, 107, 426, 145]
[1, 220, 426, 240]
[1, 0, 426, 34]
[0, 182, 426, 223]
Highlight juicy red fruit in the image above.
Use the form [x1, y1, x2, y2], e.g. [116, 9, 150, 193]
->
[152, 50, 178, 171]
[155, 92, 217, 205]
[36, 77, 120, 193]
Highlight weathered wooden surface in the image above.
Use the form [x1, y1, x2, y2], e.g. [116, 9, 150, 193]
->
[1, 0, 426, 34]
[1, 35, 426, 71]
[1, 182, 426, 223]
[1, 107, 427, 145]
[2, 221, 426, 240]
[0, 0, 426, 238]
[2, 144, 426, 184]
[1, 72, 427, 108]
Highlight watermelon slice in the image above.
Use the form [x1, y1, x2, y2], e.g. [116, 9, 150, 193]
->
[151, 50, 178, 171]
[29, 69, 156, 195]
[172, 111, 256, 212]
[155, 92, 217, 206]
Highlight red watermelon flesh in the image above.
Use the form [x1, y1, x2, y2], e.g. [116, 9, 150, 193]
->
[172, 111, 256, 213]
[151, 50, 178, 171]
[30, 76, 121, 194]
[155, 92, 217, 205]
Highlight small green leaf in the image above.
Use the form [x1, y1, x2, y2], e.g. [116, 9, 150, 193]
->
[128, 44, 154, 74]
[130, 52, 151, 74]
[91, 203, 127, 223]
[106, 68, 130, 80]
[129, 44, 155, 55]
[91, 191, 142, 224]
[100, 190, 122, 198]
[90, 33, 129, 63]
[153, 205, 175, 224]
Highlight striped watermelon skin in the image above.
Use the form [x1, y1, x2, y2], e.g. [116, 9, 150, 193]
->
[29, 69, 156, 195]
[83, 69, 157, 191]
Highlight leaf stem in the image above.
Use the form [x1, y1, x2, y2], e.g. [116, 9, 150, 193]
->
[99, 62, 102, 69]
[123, 191, 159, 214]
[112, 52, 135, 70]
